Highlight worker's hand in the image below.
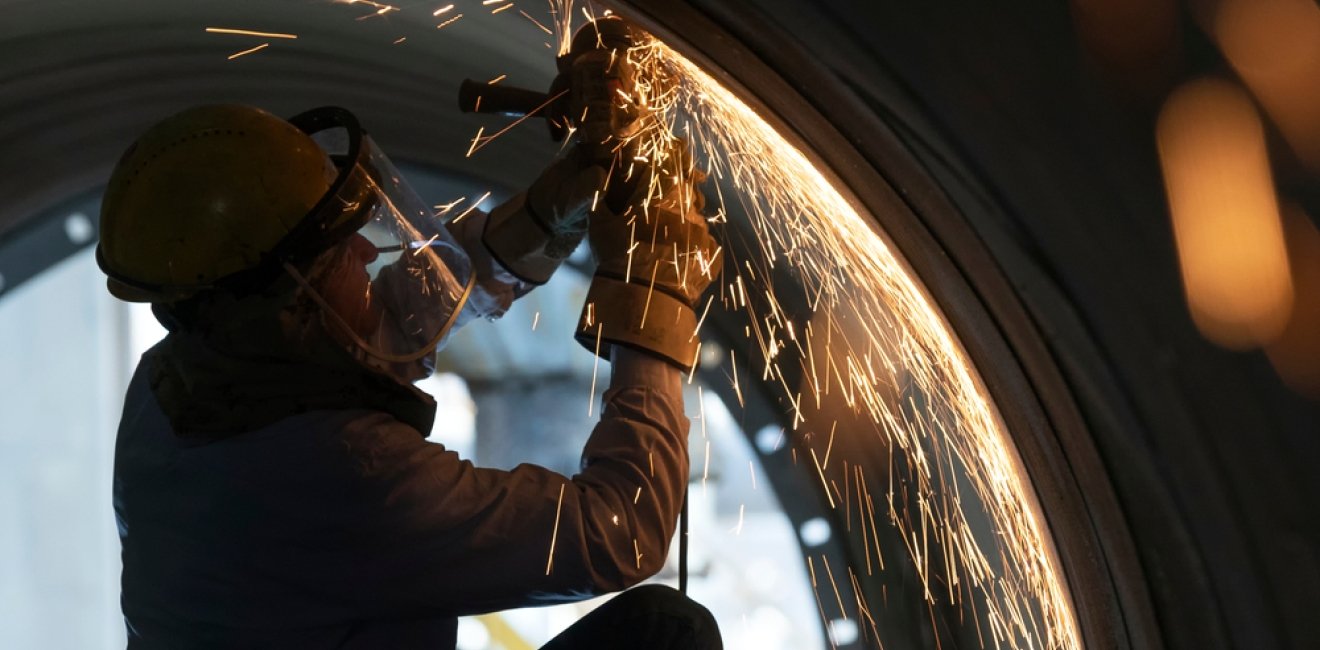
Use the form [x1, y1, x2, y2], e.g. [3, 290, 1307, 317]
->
[589, 173, 719, 305]
[482, 149, 607, 285]
[547, 16, 644, 165]
[575, 151, 721, 371]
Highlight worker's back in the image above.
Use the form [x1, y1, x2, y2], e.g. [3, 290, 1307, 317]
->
[113, 330, 699, 649]
[114, 352, 459, 648]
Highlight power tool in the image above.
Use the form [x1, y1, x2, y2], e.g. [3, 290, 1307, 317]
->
[458, 16, 644, 167]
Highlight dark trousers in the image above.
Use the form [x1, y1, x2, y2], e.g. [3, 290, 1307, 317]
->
[539, 585, 722, 650]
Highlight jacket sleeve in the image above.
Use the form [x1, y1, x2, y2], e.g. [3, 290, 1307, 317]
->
[445, 210, 536, 327]
[325, 358, 689, 618]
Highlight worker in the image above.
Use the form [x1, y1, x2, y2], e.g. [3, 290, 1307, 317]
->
[97, 102, 723, 649]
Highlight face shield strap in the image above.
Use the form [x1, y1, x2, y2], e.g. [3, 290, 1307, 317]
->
[282, 260, 476, 365]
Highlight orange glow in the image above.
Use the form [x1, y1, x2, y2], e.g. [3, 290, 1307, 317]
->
[1070, 0, 1180, 102]
[1265, 205, 1320, 397]
[1156, 78, 1293, 348]
[1213, 0, 1320, 172]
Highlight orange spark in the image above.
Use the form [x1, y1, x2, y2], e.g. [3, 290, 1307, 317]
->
[226, 43, 269, 60]
[206, 27, 297, 39]
[545, 482, 565, 574]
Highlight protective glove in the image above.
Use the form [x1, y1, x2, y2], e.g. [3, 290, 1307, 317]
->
[574, 160, 722, 372]
[482, 150, 607, 285]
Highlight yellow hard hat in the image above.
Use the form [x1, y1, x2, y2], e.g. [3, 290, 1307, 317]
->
[97, 104, 335, 302]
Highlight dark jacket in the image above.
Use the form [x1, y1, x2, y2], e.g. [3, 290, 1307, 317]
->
[113, 345, 688, 648]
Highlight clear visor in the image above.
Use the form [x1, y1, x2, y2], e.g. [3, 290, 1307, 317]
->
[286, 131, 474, 376]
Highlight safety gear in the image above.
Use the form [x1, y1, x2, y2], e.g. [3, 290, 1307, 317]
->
[282, 111, 474, 371]
[97, 104, 334, 303]
[98, 104, 475, 375]
[576, 160, 721, 371]
[552, 17, 650, 212]
[549, 16, 646, 164]
[482, 149, 607, 285]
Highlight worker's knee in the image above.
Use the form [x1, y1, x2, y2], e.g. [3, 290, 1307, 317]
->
[610, 584, 722, 649]
[614, 584, 706, 616]
[539, 584, 722, 650]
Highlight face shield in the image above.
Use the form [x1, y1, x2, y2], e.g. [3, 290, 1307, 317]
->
[281, 107, 475, 379]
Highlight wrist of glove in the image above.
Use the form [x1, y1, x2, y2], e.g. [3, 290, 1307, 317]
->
[482, 153, 606, 285]
[575, 187, 721, 372]
[577, 275, 701, 370]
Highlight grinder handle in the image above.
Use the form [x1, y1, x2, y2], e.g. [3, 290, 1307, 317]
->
[457, 79, 549, 117]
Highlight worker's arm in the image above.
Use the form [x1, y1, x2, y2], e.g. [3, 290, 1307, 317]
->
[441, 209, 538, 324]
[306, 346, 687, 617]
[441, 151, 605, 328]
[312, 153, 710, 615]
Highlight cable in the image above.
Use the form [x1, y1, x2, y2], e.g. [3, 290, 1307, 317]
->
[679, 484, 689, 595]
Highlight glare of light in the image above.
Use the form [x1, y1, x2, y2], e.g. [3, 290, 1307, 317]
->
[455, 617, 491, 650]
[829, 617, 860, 645]
[128, 302, 168, 360]
[799, 517, 831, 546]
[1264, 205, 1320, 397]
[1156, 77, 1294, 348]
[699, 339, 724, 368]
[1213, 0, 1320, 172]
[740, 605, 794, 649]
[418, 372, 476, 456]
[63, 213, 94, 244]
[754, 424, 784, 455]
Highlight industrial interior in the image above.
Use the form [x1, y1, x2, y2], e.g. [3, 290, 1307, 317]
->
[1, 1, 1317, 649]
